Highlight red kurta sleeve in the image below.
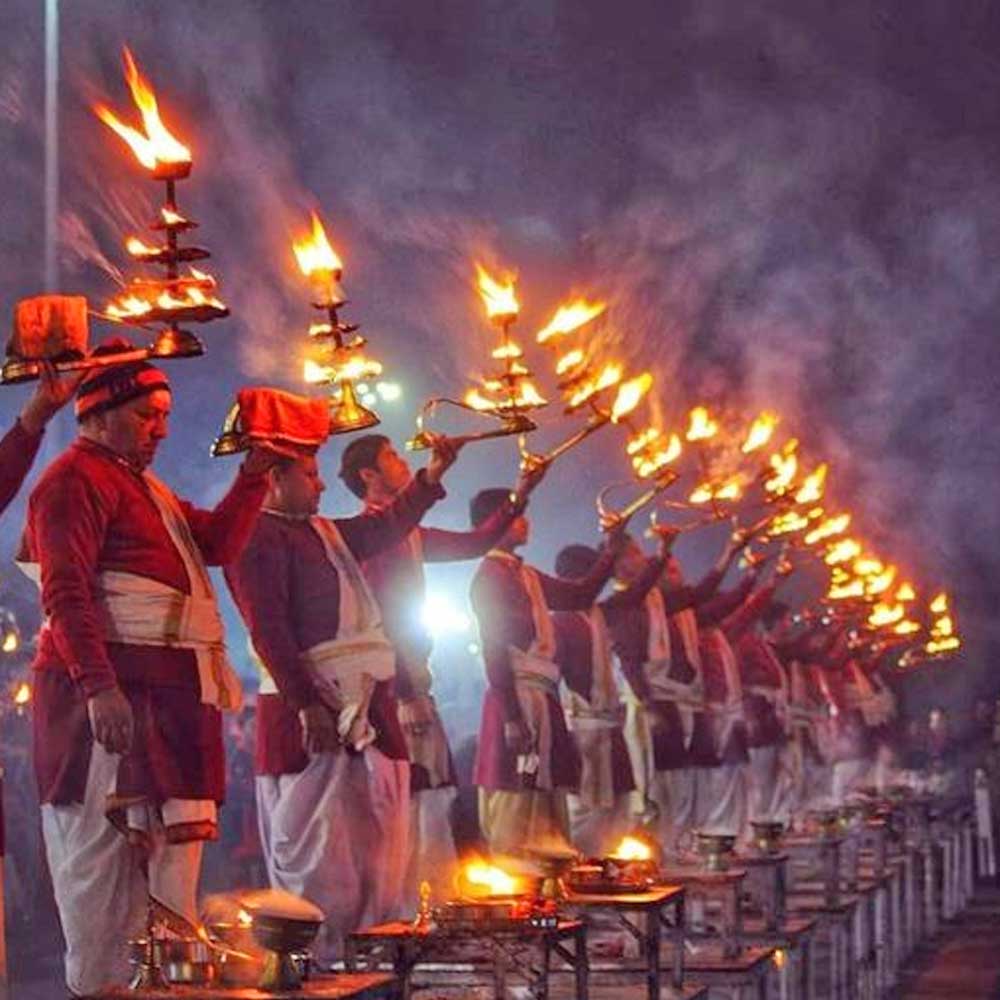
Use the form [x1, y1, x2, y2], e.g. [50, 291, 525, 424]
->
[226, 520, 321, 711]
[337, 470, 445, 561]
[30, 466, 117, 699]
[660, 565, 725, 614]
[419, 495, 517, 562]
[177, 466, 270, 566]
[0, 419, 43, 515]
[696, 572, 757, 626]
[470, 560, 532, 724]
[722, 581, 777, 641]
[602, 556, 666, 613]
[536, 548, 615, 610]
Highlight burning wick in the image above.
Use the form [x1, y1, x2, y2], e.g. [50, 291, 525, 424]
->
[475, 264, 519, 324]
[293, 212, 345, 308]
[94, 47, 192, 179]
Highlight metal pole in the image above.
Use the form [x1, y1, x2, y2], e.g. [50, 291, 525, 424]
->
[44, 0, 60, 290]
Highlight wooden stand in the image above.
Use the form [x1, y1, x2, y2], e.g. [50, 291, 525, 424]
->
[565, 885, 686, 999]
[345, 918, 588, 1000]
[85, 972, 397, 1000]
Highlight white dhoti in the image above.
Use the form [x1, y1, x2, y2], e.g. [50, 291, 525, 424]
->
[693, 763, 748, 836]
[256, 746, 409, 964]
[478, 788, 571, 856]
[651, 768, 696, 854]
[747, 744, 792, 823]
[404, 785, 458, 910]
[566, 712, 630, 857]
[42, 744, 202, 996]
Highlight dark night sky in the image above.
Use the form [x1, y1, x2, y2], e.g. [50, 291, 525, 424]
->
[1, 1, 998, 713]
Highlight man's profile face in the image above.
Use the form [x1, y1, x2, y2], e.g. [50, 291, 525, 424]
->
[274, 454, 326, 515]
[370, 441, 412, 495]
[99, 389, 172, 469]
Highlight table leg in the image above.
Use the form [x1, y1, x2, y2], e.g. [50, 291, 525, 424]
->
[345, 937, 359, 973]
[535, 935, 551, 1000]
[672, 897, 685, 990]
[394, 942, 413, 1000]
[644, 905, 661, 1000]
[574, 923, 589, 1000]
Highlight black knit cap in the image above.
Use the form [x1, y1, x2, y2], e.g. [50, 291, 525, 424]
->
[75, 338, 170, 423]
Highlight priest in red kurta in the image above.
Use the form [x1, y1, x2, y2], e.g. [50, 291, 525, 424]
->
[22, 355, 276, 996]
[732, 586, 794, 823]
[226, 434, 459, 962]
[0, 361, 83, 515]
[338, 434, 545, 903]
[469, 488, 620, 856]
[608, 533, 744, 853]
[552, 539, 667, 855]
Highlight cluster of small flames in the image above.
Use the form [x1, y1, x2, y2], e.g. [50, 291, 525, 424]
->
[644, 402, 960, 662]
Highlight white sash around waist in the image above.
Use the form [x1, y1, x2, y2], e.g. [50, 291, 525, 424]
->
[511, 646, 560, 790]
[639, 658, 704, 750]
[97, 570, 242, 711]
[299, 630, 395, 751]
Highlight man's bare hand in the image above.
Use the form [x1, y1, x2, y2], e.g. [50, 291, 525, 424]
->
[20, 363, 86, 435]
[87, 687, 134, 755]
[242, 442, 293, 477]
[514, 459, 547, 504]
[424, 433, 461, 485]
[299, 703, 339, 754]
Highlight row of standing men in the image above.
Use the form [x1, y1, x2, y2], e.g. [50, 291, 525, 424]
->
[0, 360, 895, 994]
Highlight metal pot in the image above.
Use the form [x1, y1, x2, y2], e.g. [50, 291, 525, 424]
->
[129, 938, 216, 986]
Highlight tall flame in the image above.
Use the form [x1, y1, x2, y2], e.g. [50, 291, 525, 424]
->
[476, 264, 519, 320]
[611, 373, 653, 422]
[686, 406, 719, 442]
[13, 681, 30, 705]
[93, 48, 192, 171]
[741, 412, 779, 454]
[293, 212, 343, 278]
[929, 592, 949, 615]
[537, 299, 606, 344]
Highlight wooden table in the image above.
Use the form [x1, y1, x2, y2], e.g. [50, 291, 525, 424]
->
[345, 919, 588, 1000]
[88, 972, 398, 1000]
[784, 891, 860, 1000]
[735, 852, 787, 931]
[664, 943, 776, 1000]
[784, 834, 844, 907]
[659, 865, 747, 957]
[565, 885, 685, 999]
[741, 915, 818, 1000]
